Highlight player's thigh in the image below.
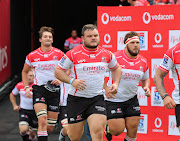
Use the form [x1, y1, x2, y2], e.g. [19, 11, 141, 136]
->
[125, 116, 140, 131]
[107, 118, 125, 133]
[87, 114, 106, 133]
[68, 120, 86, 139]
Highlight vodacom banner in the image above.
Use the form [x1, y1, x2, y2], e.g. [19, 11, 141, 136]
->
[97, 5, 180, 141]
[0, 0, 11, 85]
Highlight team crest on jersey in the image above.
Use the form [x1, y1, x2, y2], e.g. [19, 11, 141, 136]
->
[139, 66, 144, 72]
[101, 57, 107, 63]
[90, 54, 96, 59]
[53, 56, 58, 60]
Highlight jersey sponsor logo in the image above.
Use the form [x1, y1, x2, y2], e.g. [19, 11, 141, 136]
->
[44, 54, 48, 58]
[77, 59, 86, 63]
[83, 66, 105, 75]
[95, 106, 106, 111]
[38, 64, 56, 70]
[90, 54, 96, 59]
[122, 71, 141, 80]
[34, 58, 40, 62]
[133, 106, 140, 111]
[49, 105, 58, 111]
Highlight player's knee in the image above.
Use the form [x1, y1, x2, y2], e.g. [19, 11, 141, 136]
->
[19, 122, 29, 134]
[109, 125, 125, 136]
[47, 118, 57, 132]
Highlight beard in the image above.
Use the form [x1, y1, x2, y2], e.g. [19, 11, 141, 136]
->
[84, 41, 99, 49]
[127, 45, 140, 56]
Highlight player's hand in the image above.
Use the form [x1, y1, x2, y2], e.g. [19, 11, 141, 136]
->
[143, 87, 151, 97]
[71, 79, 87, 91]
[163, 96, 176, 109]
[25, 87, 33, 98]
[13, 105, 20, 111]
[104, 87, 115, 99]
[109, 83, 118, 95]
[51, 79, 61, 86]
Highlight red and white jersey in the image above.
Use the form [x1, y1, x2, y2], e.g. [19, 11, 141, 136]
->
[159, 42, 180, 104]
[25, 47, 64, 86]
[105, 50, 149, 102]
[57, 45, 118, 98]
[12, 82, 34, 110]
[60, 82, 70, 106]
[64, 37, 82, 50]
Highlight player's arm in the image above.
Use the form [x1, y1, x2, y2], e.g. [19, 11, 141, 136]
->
[153, 68, 176, 109]
[22, 63, 32, 98]
[9, 93, 20, 111]
[140, 78, 150, 97]
[109, 65, 121, 95]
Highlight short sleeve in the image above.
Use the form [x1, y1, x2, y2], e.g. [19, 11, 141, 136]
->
[12, 86, 19, 96]
[141, 69, 149, 80]
[57, 51, 73, 70]
[25, 54, 32, 67]
[159, 53, 173, 73]
[108, 53, 118, 69]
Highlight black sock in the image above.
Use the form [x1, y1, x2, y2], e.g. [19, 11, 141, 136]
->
[21, 134, 30, 141]
[124, 139, 128, 141]
[38, 136, 48, 141]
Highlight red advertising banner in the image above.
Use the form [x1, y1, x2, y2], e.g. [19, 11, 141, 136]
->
[0, 0, 11, 85]
[97, 5, 180, 141]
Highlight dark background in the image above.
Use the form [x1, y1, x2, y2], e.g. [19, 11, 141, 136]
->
[10, 0, 121, 77]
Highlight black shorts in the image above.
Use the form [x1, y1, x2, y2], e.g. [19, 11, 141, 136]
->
[175, 104, 180, 127]
[19, 108, 38, 130]
[59, 106, 68, 121]
[32, 85, 60, 112]
[105, 95, 141, 120]
[67, 95, 106, 124]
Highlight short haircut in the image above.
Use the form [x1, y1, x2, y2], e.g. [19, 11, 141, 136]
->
[124, 31, 140, 44]
[39, 26, 54, 38]
[81, 24, 97, 36]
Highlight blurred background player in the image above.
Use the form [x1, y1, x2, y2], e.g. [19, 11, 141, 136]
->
[22, 26, 64, 141]
[64, 29, 82, 52]
[58, 69, 70, 141]
[10, 69, 38, 141]
[104, 31, 151, 141]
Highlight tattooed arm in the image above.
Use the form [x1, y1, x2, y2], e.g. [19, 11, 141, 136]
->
[153, 68, 176, 109]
